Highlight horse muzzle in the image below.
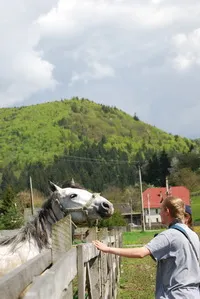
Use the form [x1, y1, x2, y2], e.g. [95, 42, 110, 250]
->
[98, 202, 114, 218]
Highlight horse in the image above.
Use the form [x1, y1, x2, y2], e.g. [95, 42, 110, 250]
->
[0, 180, 114, 276]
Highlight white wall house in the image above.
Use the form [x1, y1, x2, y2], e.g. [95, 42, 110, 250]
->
[144, 208, 161, 227]
[143, 185, 190, 227]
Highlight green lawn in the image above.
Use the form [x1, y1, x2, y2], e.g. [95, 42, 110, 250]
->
[118, 256, 156, 299]
[191, 196, 200, 222]
[117, 231, 160, 299]
[122, 230, 162, 245]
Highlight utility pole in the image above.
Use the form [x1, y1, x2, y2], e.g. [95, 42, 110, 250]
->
[29, 176, 34, 216]
[139, 165, 145, 231]
[130, 198, 133, 224]
[166, 176, 169, 195]
[147, 193, 151, 230]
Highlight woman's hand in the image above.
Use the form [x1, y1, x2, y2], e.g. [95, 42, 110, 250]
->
[93, 240, 110, 253]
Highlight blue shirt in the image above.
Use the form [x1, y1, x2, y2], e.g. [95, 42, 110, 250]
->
[145, 224, 200, 299]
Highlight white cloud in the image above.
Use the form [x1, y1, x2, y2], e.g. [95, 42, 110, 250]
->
[1, 0, 200, 137]
[151, 0, 165, 4]
[69, 62, 115, 86]
[0, 1, 57, 107]
[172, 29, 200, 70]
[37, 0, 183, 33]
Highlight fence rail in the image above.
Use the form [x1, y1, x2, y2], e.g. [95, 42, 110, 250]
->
[0, 216, 122, 299]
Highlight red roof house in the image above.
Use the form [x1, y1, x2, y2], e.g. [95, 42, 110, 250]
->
[143, 186, 190, 209]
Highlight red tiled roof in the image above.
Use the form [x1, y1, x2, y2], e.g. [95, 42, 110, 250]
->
[143, 186, 190, 209]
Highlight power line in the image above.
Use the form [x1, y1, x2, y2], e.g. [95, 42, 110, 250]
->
[55, 155, 141, 165]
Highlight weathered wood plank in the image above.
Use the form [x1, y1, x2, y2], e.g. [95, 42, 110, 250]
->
[24, 248, 77, 299]
[97, 227, 108, 241]
[52, 214, 73, 298]
[82, 243, 99, 262]
[85, 227, 97, 243]
[52, 215, 72, 263]
[77, 244, 87, 299]
[80, 236, 115, 263]
[104, 279, 110, 299]
[100, 251, 108, 298]
[86, 262, 94, 299]
[88, 256, 100, 298]
[0, 250, 52, 299]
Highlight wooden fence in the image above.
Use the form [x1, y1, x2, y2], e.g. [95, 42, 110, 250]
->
[0, 216, 122, 299]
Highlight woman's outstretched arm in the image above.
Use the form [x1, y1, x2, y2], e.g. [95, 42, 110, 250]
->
[93, 240, 150, 258]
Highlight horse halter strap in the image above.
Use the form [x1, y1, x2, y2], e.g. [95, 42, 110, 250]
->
[55, 193, 98, 224]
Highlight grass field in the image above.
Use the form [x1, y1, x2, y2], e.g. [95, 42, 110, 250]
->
[194, 226, 200, 237]
[191, 196, 200, 222]
[117, 231, 160, 299]
[122, 231, 163, 245]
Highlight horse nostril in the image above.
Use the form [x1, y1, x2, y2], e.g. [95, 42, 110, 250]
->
[102, 202, 110, 210]
[98, 202, 113, 217]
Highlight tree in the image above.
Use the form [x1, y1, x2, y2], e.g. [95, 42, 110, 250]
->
[98, 211, 127, 227]
[122, 186, 141, 212]
[144, 150, 170, 187]
[133, 113, 140, 121]
[159, 150, 171, 186]
[178, 152, 200, 172]
[0, 185, 24, 229]
[144, 153, 161, 186]
[0, 166, 18, 193]
[0, 205, 24, 229]
[169, 168, 200, 192]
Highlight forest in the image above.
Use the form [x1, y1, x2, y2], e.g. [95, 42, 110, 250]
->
[1, 97, 200, 229]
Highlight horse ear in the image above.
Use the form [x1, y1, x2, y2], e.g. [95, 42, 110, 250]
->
[71, 178, 75, 186]
[48, 181, 62, 192]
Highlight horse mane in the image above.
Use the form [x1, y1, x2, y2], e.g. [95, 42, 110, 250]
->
[0, 193, 61, 251]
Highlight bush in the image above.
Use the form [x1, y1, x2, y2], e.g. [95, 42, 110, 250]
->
[98, 211, 127, 227]
[0, 185, 24, 229]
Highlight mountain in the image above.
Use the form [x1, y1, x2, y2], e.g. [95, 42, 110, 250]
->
[0, 97, 195, 170]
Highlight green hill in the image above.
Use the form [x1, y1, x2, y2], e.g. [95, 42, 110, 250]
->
[0, 97, 195, 169]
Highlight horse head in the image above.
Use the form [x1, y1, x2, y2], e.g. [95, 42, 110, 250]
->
[48, 181, 114, 224]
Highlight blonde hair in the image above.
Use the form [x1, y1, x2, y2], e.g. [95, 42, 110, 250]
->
[162, 196, 185, 222]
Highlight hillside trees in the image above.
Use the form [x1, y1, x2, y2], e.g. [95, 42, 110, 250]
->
[0, 185, 24, 229]
[0, 99, 200, 209]
[0, 98, 197, 170]
[1, 140, 200, 205]
[169, 168, 200, 191]
[168, 151, 200, 191]
[143, 150, 171, 186]
[1, 142, 200, 230]
[0, 165, 19, 194]
[133, 113, 140, 121]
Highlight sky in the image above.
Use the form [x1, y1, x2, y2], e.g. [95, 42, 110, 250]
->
[1, 0, 200, 138]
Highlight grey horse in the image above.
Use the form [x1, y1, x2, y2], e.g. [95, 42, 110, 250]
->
[0, 180, 114, 276]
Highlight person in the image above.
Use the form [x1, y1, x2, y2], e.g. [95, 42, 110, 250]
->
[185, 205, 193, 229]
[93, 196, 200, 299]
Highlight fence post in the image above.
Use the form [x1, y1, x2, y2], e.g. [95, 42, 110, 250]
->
[97, 228, 109, 298]
[85, 227, 97, 243]
[52, 215, 73, 298]
[77, 244, 86, 299]
[87, 254, 100, 298]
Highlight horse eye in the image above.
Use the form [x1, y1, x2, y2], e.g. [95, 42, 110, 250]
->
[70, 194, 77, 199]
